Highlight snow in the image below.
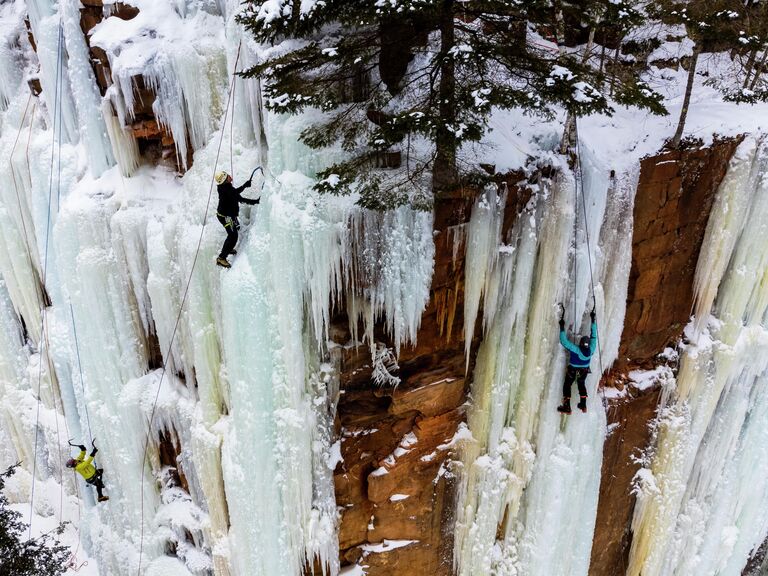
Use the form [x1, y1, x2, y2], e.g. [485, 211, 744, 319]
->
[627, 136, 768, 576]
[6, 474, 99, 576]
[339, 564, 368, 576]
[0, 3, 767, 576]
[360, 539, 417, 553]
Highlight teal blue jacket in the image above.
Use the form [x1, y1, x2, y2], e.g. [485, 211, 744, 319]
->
[560, 321, 597, 368]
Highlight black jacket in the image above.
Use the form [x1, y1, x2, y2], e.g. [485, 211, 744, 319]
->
[216, 181, 259, 217]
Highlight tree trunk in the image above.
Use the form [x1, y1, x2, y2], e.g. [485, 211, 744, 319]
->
[599, 42, 607, 76]
[749, 48, 768, 90]
[553, 0, 566, 56]
[433, 0, 458, 193]
[609, 44, 620, 96]
[560, 27, 595, 155]
[671, 45, 700, 149]
[743, 48, 758, 88]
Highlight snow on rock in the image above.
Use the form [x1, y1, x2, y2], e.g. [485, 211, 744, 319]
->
[626, 135, 768, 576]
[454, 139, 621, 576]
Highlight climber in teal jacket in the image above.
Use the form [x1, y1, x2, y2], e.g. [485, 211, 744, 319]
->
[557, 307, 597, 414]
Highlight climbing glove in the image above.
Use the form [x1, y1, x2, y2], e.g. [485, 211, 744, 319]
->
[559, 318, 565, 331]
[245, 179, 252, 188]
[78, 444, 87, 452]
[90, 439, 98, 457]
[590, 308, 596, 322]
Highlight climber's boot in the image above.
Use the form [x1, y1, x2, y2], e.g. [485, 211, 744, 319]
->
[557, 397, 571, 415]
[98, 495, 109, 502]
[216, 257, 231, 268]
[577, 396, 587, 413]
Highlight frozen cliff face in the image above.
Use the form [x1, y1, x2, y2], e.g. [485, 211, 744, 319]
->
[627, 135, 768, 576]
[0, 1, 434, 575]
[452, 144, 630, 576]
[1, 1, 768, 576]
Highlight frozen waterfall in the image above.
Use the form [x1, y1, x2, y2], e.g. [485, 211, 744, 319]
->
[1, 1, 768, 576]
[453, 144, 630, 576]
[0, 1, 433, 575]
[627, 135, 768, 576]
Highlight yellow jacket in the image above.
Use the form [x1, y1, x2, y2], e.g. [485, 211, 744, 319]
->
[73, 450, 97, 480]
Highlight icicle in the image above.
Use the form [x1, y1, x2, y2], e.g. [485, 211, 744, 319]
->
[60, 0, 115, 176]
[627, 135, 768, 576]
[26, 0, 79, 145]
[462, 185, 506, 366]
[692, 136, 758, 332]
[102, 99, 140, 177]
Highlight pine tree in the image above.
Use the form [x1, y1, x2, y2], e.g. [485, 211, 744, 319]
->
[653, 0, 744, 147]
[239, 0, 663, 207]
[0, 464, 71, 576]
[723, 1, 768, 102]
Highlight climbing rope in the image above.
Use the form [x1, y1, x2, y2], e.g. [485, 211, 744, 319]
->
[13, 21, 90, 562]
[69, 302, 93, 441]
[28, 18, 67, 537]
[573, 117, 606, 407]
[136, 38, 243, 576]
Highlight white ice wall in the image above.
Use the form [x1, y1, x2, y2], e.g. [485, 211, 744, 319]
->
[627, 135, 768, 576]
[454, 144, 632, 576]
[0, 2, 435, 575]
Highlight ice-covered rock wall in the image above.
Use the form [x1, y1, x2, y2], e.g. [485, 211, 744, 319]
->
[626, 135, 768, 576]
[0, 1, 434, 575]
[452, 146, 630, 576]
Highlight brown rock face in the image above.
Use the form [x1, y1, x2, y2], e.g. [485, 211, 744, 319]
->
[334, 179, 531, 574]
[619, 139, 742, 364]
[591, 383, 661, 575]
[590, 138, 741, 576]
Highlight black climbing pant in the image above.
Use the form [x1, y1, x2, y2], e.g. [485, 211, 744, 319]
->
[562, 366, 589, 399]
[217, 214, 240, 259]
[86, 469, 105, 498]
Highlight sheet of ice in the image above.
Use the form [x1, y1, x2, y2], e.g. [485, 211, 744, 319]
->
[627, 135, 768, 576]
[454, 136, 624, 576]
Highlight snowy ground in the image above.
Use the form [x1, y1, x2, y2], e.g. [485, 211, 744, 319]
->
[5, 469, 98, 576]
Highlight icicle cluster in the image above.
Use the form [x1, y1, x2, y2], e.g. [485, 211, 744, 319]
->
[627, 135, 768, 576]
[453, 146, 632, 576]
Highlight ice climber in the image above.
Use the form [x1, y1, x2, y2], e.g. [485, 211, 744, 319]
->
[214, 171, 259, 268]
[557, 307, 597, 415]
[66, 440, 109, 502]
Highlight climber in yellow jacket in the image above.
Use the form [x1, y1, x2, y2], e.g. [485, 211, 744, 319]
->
[66, 439, 109, 502]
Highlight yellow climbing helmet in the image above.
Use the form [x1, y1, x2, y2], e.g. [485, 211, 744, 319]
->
[215, 171, 229, 185]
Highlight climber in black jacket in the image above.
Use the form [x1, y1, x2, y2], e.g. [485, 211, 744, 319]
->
[214, 171, 260, 268]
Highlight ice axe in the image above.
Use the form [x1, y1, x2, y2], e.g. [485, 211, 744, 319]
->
[249, 166, 263, 181]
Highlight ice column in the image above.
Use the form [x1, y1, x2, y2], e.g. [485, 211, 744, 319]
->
[60, 0, 115, 176]
[26, 0, 79, 145]
[455, 145, 620, 576]
[627, 135, 768, 576]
